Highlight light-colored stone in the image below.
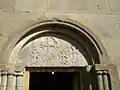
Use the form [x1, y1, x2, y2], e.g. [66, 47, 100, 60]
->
[16, 72, 23, 90]
[82, 14, 120, 64]
[47, 0, 110, 14]
[0, 11, 44, 36]
[0, 0, 120, 90]
[96, 71, 104, 90]
[109, 0, 120, 14]
[18, 33, 88, 67]
[0, 11, 120, 66]
[45, 12, 120, 65]
[15, 0, 47, 12]
[0, 0, 16, 11]
[1, 71, 7, 90]
[6, 74, 16, 90]
[0, 35, 8, 51]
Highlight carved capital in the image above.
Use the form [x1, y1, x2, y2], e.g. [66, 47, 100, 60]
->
[1, 70, 7, 75]
[16, 71, 23, 76]
[96, 71, 103, 75]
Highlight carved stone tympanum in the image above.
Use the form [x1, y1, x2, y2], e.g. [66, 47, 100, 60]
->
[18, 33, 88, 67]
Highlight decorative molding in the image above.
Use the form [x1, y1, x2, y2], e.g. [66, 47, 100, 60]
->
[6, 18, 108, 70]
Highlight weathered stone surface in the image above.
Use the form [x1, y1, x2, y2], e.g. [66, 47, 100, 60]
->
[6, 74, 16, 90]
[47, 0, 110, 13]
[16, 71, 23, 90]
[109, 0, 120, 14]
[15, 0, 47, 12]
[0, 35, 8, 51]
[82, 14, 120, 64]
[1, 70, 7, 90]
[107, 64, 120, 90]
[94, 64, 120, 90]
[0, 0, 16, 11]
[18, 34, 88, 67]
[0, 11, 44, 36]
[0, 0, 119, 90]
[0, 11, 120, 67]
[45, 13, 120, 65]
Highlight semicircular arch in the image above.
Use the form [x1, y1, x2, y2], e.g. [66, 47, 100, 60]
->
[2, 17, 108, 70]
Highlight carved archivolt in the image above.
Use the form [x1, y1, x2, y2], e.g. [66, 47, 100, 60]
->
[8, 19, 103, 70]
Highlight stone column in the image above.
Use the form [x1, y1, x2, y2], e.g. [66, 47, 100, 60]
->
[16, 71, 24, 90]
[0, 70, 7, 90]
[96, 71, 104, 90]
[6, 72, 16, 90]
[103, 71, 109, 90]
[94, 64, 120, 90]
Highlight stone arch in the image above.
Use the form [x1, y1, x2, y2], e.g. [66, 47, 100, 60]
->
[2, 17, 108, 71]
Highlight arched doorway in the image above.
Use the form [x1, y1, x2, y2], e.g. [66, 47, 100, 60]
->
[9, 18, 104, 69]
[1, 18, 112, 90]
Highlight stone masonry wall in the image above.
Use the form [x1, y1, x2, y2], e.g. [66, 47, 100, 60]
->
[0, 0, 120, 75]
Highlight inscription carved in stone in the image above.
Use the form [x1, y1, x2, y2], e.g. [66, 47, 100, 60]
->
[18, 34, 88, 67]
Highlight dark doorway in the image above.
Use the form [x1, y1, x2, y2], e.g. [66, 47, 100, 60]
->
[29, 72, 80, 90]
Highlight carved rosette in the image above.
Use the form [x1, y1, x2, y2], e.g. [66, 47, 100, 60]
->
[18, 34, 88, 67]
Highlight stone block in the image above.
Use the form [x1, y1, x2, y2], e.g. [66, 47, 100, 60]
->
[0, 0, 16, 11]
[15, 0, 47, 12]
[0, 35, 8, 51]
[46, 13, 120, 64]
[45, 13, 120, 65]
[82, 14, 120, 64]
[0, 11, 44, 36]
[109, 0, 120, 14]
[47, 0, 110, 14]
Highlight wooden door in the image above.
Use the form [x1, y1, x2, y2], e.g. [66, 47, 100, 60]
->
[24, 71, 30, 90]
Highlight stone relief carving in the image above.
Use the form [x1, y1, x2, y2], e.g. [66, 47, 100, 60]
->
[18, 34, 88, 67]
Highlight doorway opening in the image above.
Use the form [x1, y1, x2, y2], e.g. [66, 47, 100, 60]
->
[29, 72, 80, 90]
[25, 67, 85, 90]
